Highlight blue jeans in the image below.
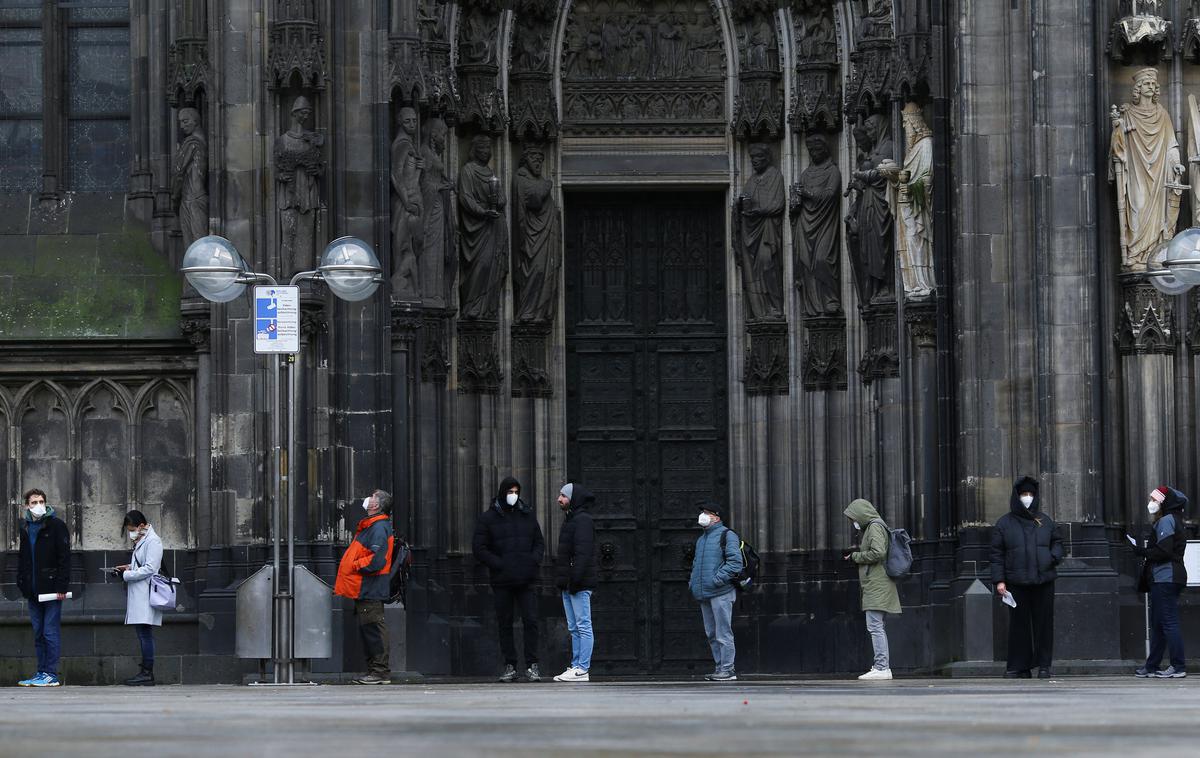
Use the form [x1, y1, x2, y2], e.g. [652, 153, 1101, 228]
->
[134, 624, 155, 670]
[561, 590, 594, 672]
[1147, 582, 1186, 671]
[28, 599, 62, 676]
[699, 590, 736, 674]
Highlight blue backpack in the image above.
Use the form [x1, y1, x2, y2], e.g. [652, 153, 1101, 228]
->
[869, 519, 913, 578]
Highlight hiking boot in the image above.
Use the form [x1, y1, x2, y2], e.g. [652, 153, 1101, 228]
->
[1156, 666, 1187, 679]
[525, 663, 541, 682]
[353, 673, 391, 685]
[858, 668, 892, 681]
[1037, 668, 1054, 679]
[553, 667, 590, 682]
[498, 664, 518, 683]
[123, 667, 156, 686]
[30, 673, 61, 687]
[1134, 666, 1158, 678]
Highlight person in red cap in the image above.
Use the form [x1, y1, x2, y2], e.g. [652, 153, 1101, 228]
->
[1132, 486, 1189, 678]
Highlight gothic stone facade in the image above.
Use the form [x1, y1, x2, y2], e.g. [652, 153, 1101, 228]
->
[0, 1, 1188, 681]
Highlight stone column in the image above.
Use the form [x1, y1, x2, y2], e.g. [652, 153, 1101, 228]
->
[904, 301, 938, 540]
[391, 305, 420, 541]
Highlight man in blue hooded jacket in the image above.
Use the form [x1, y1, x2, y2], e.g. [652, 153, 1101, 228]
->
[688, 500, 743, 682]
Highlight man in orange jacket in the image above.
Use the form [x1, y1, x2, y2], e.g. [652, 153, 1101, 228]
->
[335, 490, 395, 684]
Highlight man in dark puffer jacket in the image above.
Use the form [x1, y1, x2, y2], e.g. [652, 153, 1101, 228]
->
[472, 476, 545, 682]
[990, 475, 1064, 679]
[553, 483, 596, 682]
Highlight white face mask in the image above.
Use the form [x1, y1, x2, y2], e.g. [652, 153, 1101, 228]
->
[362, 497, 373, 513]
[1019, 495, 1034, 508]
[506, 492, 519, 506]
[698, 513, 713, 528]
[128, 530, 141, 541]
[28, 504, 46, 519]
[1148, 501, 1161, 516]
[852, 522, 861, 531]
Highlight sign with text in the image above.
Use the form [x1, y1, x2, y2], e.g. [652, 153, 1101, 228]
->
[253, 285, 300, 354]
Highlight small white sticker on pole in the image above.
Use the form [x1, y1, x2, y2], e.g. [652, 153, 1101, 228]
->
[254, 285, 300, 354]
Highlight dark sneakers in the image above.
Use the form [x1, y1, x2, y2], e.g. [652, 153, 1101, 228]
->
[1003, 670, 1032, 679]
[706, 670, 738, 682]
[353, 673, 391, 685]
[1156, 666, 1187, 679]
[525, 663, 541, 682]
[1134, 667, 1157, 678]
[498, 664, 518, 683]
[1037, 668, 1053, 679]
[123, 667, 155, 686]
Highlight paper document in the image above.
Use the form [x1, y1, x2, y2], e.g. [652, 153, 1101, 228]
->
[36, 592, 73, 602]
[1127, 534, 1138, 547]
[1000, 590, 1017, 609]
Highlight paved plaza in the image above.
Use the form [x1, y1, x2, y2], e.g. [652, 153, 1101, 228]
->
[0, 677, 1194, 757]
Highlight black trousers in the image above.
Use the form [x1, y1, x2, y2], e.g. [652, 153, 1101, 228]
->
[493, 584, 539, 666]
[1006, 581, 1055, 673]
[354, 599, 390, 676]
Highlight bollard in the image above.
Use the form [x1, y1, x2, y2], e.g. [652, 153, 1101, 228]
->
[961, 578, 994, 662]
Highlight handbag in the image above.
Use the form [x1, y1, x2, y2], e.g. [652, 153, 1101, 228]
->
[134, 546, 178, 611]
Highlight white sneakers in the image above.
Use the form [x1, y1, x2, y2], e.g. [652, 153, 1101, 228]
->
[554, 667, 590, 682]
[858, 668, 893, 681]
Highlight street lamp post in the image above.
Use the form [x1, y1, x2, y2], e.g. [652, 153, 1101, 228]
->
[182, 235, 381, 684]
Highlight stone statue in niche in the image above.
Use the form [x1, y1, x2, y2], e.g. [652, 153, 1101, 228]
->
[458, 135, 508, 321]
[420, 116, 454, 307]
[878, 103, 935, 298]
[171, 106, 208, 247]
[1110, 68, 1184, 271]
[512, 144, 560, 324]
[859, 0, 893, 39]
[791, 133, 842, 317]
[459, 12, 496, 65]
[734, 144, 786, 321]
[511, 14, 550, 73]
[390, 105, 423, 300]
[796, 7, 836, 61]
[846, 114, 895, 304]
[274, 96, 324, 276]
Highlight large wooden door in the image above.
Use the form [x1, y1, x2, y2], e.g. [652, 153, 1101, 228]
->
[565, 191, 729, 672]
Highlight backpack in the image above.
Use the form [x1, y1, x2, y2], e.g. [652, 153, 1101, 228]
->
[388, 537, 414, 606]
[719, 528, 761, 591]
[868, 518, 913, 578]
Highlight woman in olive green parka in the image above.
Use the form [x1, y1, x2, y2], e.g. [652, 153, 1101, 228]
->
[844, 498, 901, 679]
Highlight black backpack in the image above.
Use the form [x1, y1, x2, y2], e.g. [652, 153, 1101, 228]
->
[720, 529, 761, 592]
[388, 536, 414, 606]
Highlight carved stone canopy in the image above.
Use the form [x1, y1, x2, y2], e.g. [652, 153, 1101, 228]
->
[1109, 2, 1173, 64]
[167, 37, 210, 108]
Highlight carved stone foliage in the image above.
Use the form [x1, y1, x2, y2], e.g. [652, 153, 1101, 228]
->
[457, 320, 502, 394]
[802, 316, 846, 391]
[420, 313, 451, 383]
[180, 315, 211, 353]
[561, 0, 726, 136]
[509, 1, 559, 141]
[268, 1, 327, 90]
[1109, 1, 1172, 64]
[904, 301, 936, 350]
[858, 304, 899, 383]
[790, 0, 840, 132]
[744, 319, 789, 395]
[390, 305, 420, 347]
[512, 323, 552, 398]
[1116, 278, 1176, 355]
[457, 2, 506, 134]
[731, 1, 783, 141]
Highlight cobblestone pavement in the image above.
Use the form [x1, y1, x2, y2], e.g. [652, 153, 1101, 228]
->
[0, 677, 1193, 757]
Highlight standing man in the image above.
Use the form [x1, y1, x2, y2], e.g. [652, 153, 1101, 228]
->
[334, 490, 395, 685]
[553, 483, 596, 683]
[689, 500, 743, 682]
[473, 476, 545, 682]
[990, 476, 1063, 679]
[16, 488, 70, 687]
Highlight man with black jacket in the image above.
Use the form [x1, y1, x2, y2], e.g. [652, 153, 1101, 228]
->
[1133, 486, 1189, 678]
[990, 476, 1064, 679]
[473, 476, 546, 682]
[16, 488, 70, 687]
[553, 483, 596, 683]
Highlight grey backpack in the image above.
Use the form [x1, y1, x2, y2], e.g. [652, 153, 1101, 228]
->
[869, 519, 913, 578]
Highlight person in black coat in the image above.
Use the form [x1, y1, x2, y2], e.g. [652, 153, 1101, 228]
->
[552, 483, 596, 682]
[472, 476, 545, 682]
[1132, 486, 1189, 678]
[990, 475, 1064, 679]
[16, 488, 71, 687]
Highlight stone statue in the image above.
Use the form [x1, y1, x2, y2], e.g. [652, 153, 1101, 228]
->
[1110, 68, 1184, 271]
[512, 145, 560, 325]
[846, 114, 895, 304]
[735, 144, 786, 321]
[458, 135, 508, 320]
[274, 96, 324, 276]
[791, 133, 842, 317]
[880, 103, 935, 298]
[390, 105, 423, 300]
[1188, 94, 1200, 228]
[420, 116, 454, 307]
[171, 107, 208, 247]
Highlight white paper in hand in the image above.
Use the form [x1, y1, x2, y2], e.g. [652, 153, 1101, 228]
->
[1127, 534, 1138, 547]
[36, 592, 73, 603]
[1000, 590, 1017, 609]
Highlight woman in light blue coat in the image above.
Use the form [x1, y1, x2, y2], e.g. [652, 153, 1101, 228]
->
[114, 510, 162, 686]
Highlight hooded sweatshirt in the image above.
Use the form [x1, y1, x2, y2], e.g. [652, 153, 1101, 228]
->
[843, 499, 902, 614]
[17, 505, 70, 600]
[555, 484, 597, 593]
[472, 477, 545, 587]
[1142, 487, 1188, 585]
[989, 476, 1064, 586]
